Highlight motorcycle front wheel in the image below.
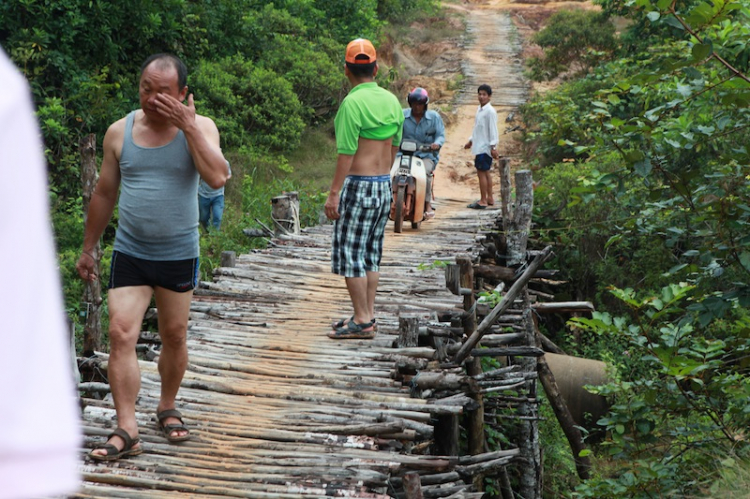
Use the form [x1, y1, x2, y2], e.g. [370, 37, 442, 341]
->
[394, 184, 405, 233]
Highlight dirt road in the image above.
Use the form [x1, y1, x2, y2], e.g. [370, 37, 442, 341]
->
[426, 0, 531, 210]
[413, 0, 589, 212]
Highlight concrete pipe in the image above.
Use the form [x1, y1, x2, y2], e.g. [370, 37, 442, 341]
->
[544, 352, 610, 433]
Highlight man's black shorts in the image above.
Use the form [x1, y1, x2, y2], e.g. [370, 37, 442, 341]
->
[109, 251, 199, 293]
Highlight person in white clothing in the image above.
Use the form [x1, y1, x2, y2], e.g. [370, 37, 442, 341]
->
[464, 84, 499, 209]
[0, 47, 81, 498]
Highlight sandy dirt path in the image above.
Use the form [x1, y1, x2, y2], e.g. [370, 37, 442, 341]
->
[431, 0, 530, 213]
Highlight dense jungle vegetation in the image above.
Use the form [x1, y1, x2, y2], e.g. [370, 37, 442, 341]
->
[524, 0, 750, 496]
[3, 0, 750, 497]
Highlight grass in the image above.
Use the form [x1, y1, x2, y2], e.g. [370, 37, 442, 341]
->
[198, 124, 338, 281]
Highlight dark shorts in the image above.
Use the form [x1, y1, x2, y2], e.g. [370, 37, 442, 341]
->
[109, 251, 199, 293]
[331, 175, 392, 278]
[475, 153, 493, 172]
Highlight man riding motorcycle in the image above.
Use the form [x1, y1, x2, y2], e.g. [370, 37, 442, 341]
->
[402, 87, 445, 219]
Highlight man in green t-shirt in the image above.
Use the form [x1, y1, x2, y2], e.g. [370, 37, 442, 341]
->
[325, 38, 404, 340]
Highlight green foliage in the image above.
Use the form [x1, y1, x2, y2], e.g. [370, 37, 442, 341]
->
[191, 55, 306, 153]
[522, 77, 612, 165]
[524, 1, 750, 494]
[417, 260, 449, 271]
[569, 284, 750, 497]
[315, 0, 381, 44]
[538, 391, 581, 496]
[377, 0, 440, 21]
[527, 9, 618, 82]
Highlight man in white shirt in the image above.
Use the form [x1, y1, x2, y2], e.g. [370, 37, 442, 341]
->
[0, 47, 81, 498]
[464, 84, 499, 209]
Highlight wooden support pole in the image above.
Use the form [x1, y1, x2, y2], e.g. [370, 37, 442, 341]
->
[397, 316, 420, 348]
[499, 157, 511, 233]
[538, 352, 591, 480]
[457, 254, 485, 491]
[518, 307, 542, 499]
[507, 170, 534, 267]
[403, 472, 424, 499]
[453, 246, 553, 365]
[271, 191, 300, 235]
[80, 133, 102, 355]
[220, 251, 236, 268]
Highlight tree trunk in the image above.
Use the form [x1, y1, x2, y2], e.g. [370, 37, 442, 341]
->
[80, 133, 102, 355]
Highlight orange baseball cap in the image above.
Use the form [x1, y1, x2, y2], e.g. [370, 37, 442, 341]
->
[345, 38, 377, 65]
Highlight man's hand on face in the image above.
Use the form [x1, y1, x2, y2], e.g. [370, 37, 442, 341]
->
[154, 92, 196, 130]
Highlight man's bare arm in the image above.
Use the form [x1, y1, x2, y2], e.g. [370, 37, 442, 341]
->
[324, 154, 355, 220]
[76, 121, 123, 281]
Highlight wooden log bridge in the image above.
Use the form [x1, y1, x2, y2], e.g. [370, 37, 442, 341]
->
[76, 197, 526, 498]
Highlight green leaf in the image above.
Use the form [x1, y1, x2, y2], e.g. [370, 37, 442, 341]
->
[692, 43, 712, 61]
[664, 16, 685, 29]
[739, 251, 750, 271]
[634, 158, 653, 176]
[625, 150, 645, 163]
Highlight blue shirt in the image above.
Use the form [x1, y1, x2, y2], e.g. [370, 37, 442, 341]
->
[198, 161, 232, 198]
[402, 108, 446, 165]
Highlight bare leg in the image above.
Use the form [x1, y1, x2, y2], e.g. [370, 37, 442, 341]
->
[365, 270, 380, 322]
[154, 287, 193, 439]
[90, 285, 153, 456]
[345, 276, 372, 325]
[481, 169, 494, 206]
[477, 170, 489, 205]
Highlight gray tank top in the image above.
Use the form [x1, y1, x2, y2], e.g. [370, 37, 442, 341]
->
[113, 111, 199, 260]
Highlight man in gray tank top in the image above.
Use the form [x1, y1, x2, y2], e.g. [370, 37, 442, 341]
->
[76, 53, 229, 461]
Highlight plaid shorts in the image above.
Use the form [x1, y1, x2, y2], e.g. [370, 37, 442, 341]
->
[331, 175, 392, 277]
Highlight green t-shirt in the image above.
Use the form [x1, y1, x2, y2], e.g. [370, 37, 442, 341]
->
[334, 82, 404, 155]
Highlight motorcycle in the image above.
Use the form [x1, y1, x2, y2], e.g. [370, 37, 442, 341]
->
[389, 140, 435, 233]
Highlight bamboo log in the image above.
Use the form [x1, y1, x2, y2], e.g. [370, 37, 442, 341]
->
[532, 301, 594, 314]
[452, 246, 553, 365]
[474, 264, 558, 282]
[412, 372, 476, 392]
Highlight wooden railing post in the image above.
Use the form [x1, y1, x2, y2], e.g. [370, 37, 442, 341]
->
[80, 133, 102, 355]
[271, 191, 300, 235]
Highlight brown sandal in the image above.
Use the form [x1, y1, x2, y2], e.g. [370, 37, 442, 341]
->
[88, 427, 142, 462]
[156, 409, 191, 442]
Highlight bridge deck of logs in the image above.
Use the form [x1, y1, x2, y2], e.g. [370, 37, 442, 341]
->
[76, 196, 536, 499]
